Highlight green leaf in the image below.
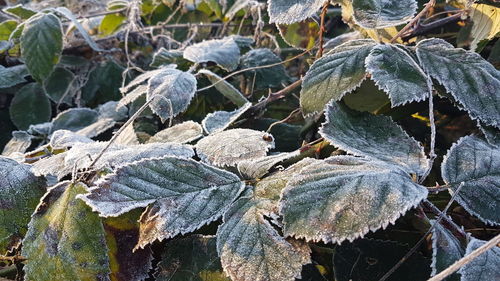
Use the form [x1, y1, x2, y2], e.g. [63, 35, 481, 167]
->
[198, 69, 249, 106]
[22, 181, 111, 281]
[150, 48, 184, 68]
[147, 120, 203, 144]
[80, 156, 245, 249]
[239, 48, 289, 90]
[43, 67, 75, 105]
[9, 83, 52, 130]
[300, 39, 376, 115]
[3, 4, 37, 20]
[147, 68, 197, 122]
[268, 0, 328, 24]
[183, 37, 240, 71]
[217, 193, 310, 281]
[0, 156, 46, 253]
[51, 108, 99, 132]
[0, 20, 18, 41]
[430, 221, 465, 281]
[365, 44, 428, 106]
[81, 60, 124, 107]
[441, 136, 500, 225]
[196, 128, 275, 167]
[155, 235, 230, 281]
[279, 156, 428, 243]
[320, 103, 429, 176]
[277, 19, 319, 50]
[99, 13, 126, 36]
[459, 238, 500, 281]
[202, 102, 252, 134]
[333, 239, 431, 281]
[352, 0, 417, 29]
[416, 38, 500, 128]
[20, 13, 63, 82]
[0, 65, 28, 88]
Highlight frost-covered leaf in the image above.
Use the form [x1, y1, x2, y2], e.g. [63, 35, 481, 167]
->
[76, 118, 117, 139]
[268, 0, 327, 24]
[80, 156, 245, 249]
[9, 83, 52, 130]
[155, 235, 230, 281]
[49, 130, 93, 149]
[120, 69, 164, 94]
[333, 239, 431, 281]
[352, 0, 417, 29]
[43, 67, 75, 105]
[196, 128, 274, 167]
[0, 157, 46, 253]
[240, 48, 289, 90]
[104, 210, 153, 281]
[2, 131, 32, 156]
[20, 13, 63, 82]
[300, 39, 376, 115]
[22, 181, 110, 281]
[202, 102, 252, 134]
[183, 37, 240, 71]
[3, 5, 36, 20]
[55, 7, 105, 52]
[279, 156, 428, 243]
[116, 84, 147, 111]
[237, 150, 300, 180]
[416, 38, 500, 128]
[254, 158, 317, 204]
[441, 136, 500, 225]
[150, 48, 184, 68]
[114, 123, 140, 145]
[0, 65, 28, 88]
[459, 238, 500, 281]
[480, 123, 500, 146]
[31, 152, 67, 178]
[147, 68, 197, 122]
[198, 69, 248, 106]
[148, 121, 203, 144]
[217, 193, 310, 281]
[51, 108, 99, 132]
[365, 44, 428, 106]
[430, 220, 465, 280]
[96, 101, 128, 121]
[320, 103, 428, 176]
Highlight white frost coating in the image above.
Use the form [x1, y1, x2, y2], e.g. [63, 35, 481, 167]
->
[237, 150, 300, 180]
[202, 102, 252, 134]
[31, 152, 67, 178]
[352, 0, 417, 29]
[184, 37, 240, 71]
[97, 101, 128, 121]
[49, 130, 93, 149]
[279, 156, 428, 244]
[217, 194, 310, 281]
[117, 84, 148, 111]
[365, 44, 428, 106]
[459, 238, 500, 281]
[113, 123, 140, 145]
[78, 156, 245, 249]
[320, 102, 429, 176]
[196, 128, 275, 167]
[50, 107, 99, 132]
[120, 68, 164, 94]
[147, 68, 197, 122]
[430, 220, 465, 278]
[300, 39, 376, 116]
[441, 136, 500, 226]
[76, 118, 116, 138]
[268, 0, 327, 24]
[416, 38, 500, 128]
[148, 121, 203, 144]
[2, 131, 32, 156]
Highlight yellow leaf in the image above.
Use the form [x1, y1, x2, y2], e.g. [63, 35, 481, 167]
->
[470, 4, 500, 50]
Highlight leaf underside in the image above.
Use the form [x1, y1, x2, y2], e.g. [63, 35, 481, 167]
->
[352, 0, 417, 29]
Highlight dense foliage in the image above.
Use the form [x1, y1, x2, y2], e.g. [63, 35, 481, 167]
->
[0, 0, 499, 280]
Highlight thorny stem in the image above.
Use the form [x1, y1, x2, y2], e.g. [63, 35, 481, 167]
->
[379, 183, 464, 281]
[422, 199, 468, 240]
[390, 0, 436, 43]
[428, 233, 500, 281]
[316, 1, 330, 59]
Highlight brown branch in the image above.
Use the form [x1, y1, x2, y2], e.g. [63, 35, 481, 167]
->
[316, 1, 330, 59]
[390, 0, 436, 43]
[428, 233, 500, 281]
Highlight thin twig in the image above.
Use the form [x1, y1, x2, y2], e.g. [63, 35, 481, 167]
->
[316, 0, 330, 59]
[419, 75, 437, 183]
[266, 108, 301, 133]
[422, 199, 468, 240]
[390, 0, 436, 43]
[428, 233, 500, 281]
[379, 183, 464, 281]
